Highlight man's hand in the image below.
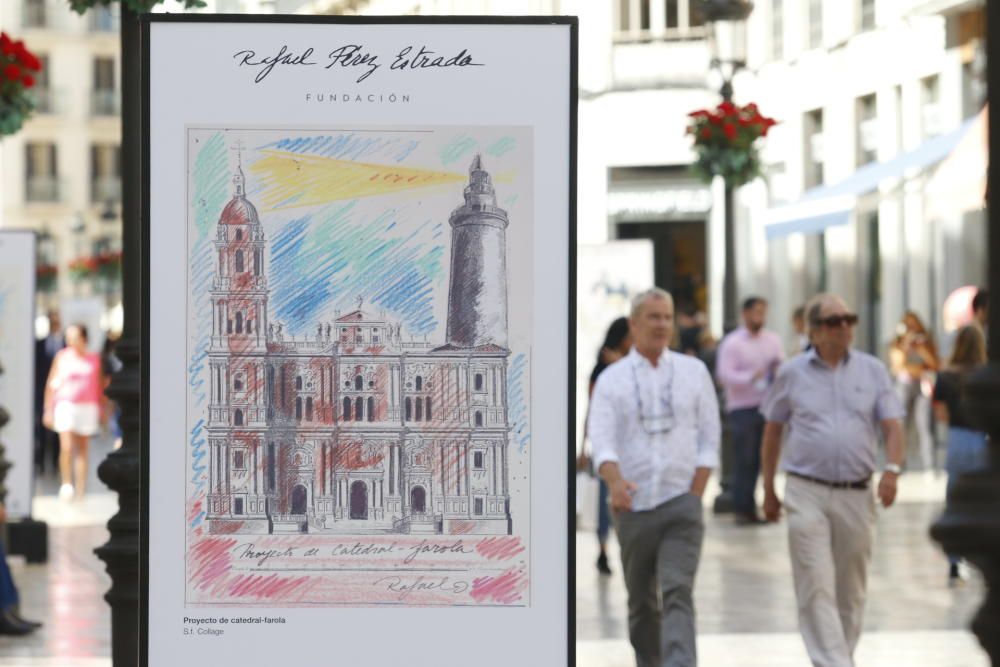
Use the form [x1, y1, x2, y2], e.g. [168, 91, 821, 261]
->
[878, 472, 898, 507]
[609, 478, 638, 513]
[763, 487, 782, 522]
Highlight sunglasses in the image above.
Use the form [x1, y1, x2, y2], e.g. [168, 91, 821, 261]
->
[815, 313, 859, 328]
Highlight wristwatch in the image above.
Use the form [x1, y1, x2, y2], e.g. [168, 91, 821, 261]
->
[884, 463, 902, 475]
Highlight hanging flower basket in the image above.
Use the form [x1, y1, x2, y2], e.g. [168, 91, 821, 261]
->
[68, 0, 206, 15]
[36, 264, 58, 292]
[0, 32, 42, 137]
[68, 256, 100, 282]
[96, 250, 122, 279]
[686, 101, 777, 187]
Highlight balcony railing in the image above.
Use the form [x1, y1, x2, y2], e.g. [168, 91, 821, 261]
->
[30, 88, 61, 115]
[90, 90, 119, 117]
[91, 177, 122, 204]
[88, 6, 119, 32]
[25, 176, 60, 203]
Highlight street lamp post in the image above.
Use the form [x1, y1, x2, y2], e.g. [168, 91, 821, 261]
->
[930, 5, 1000, 662]
[699, 0, 753, 514]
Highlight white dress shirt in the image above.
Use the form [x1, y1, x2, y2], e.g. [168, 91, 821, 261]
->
[588, 348, 721, 511]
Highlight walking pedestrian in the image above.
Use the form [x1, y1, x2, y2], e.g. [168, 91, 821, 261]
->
[42, 323, 105, 501]
[33, 310, 63, 475]
[888, 311, 939, 471]
[715, 296, 784, 524]
[791, 304, 810, 354]
[760, 293, 904, 667]
[584, 316, 633, 576]
[933, 324, 989, 585]
[588, 287, 720, 667]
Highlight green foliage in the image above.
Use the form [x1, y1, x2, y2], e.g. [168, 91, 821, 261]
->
[68, 0, 207, 15]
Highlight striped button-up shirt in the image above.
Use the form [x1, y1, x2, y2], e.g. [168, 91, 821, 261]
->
[760, 348, 905, 482]
[588, 348, 721, 512]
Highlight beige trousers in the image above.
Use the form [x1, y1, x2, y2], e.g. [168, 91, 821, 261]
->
[785, 475, 876, 667]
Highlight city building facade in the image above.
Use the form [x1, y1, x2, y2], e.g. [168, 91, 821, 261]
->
[206, 155, 514, 535]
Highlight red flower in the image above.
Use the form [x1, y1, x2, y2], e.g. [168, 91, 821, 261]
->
[0, 33, 12, 57]
[4, 64, 21, 81]
[708, 114, 722, 125]
[20, 50, 41, 71]
[688, 109, 710, 118]
[723, 123, 737, 140]
[719, 101, 737, 115]
[700, 126, 713, 140]
[22, 73, 34, 88]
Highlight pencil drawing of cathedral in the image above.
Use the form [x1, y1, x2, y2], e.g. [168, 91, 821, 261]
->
[203, 152, 515, 536]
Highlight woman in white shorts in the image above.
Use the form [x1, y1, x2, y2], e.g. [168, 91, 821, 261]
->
[43, 324, 104, 501]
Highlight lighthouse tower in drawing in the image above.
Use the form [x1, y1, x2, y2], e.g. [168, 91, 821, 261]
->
[445, 155, 509, 349]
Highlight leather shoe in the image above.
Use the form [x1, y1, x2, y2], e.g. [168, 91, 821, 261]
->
[7, 611, 41, 630]
[596, 552, 612, 576]
[0, 610, 35, 635]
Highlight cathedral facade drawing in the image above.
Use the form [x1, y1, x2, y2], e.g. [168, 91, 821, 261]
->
[203, 154, 514, 536]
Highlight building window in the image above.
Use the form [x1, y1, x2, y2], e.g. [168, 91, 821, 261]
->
[233, 498, 244, 515]
[859, 0, 875, 32]
[771, 0, 784, 60]
[808, 0, 823, 49]
[343, 397, 352, 421]
[425, 397, 432, 421]
[615, 0, 706, 39]
[415, 397, 423, 422]
[235, 311, 243, 334]
[235, 228, 243, 241]
[234, 409, 244, 426]
[233, 373, 244, 392]
[415, 375, 423, 391]
[856, 93, 878, 166]
[355, 375, 363, 391]
[25, 142, 58, 202]
[90, 144, 121, 204]
[474, 373, 484, 392]
[234, 451, 245, 469]
[474, 498, 484, 516]
[921, 75, 941, 139]
[355, 396, 364, 421]
[296, 376, 303, 390]
[267, 443, 276, 491]
[295, 397, 302, 421]
[475, 411, 484, 427]
[367, 397, 375, 422]
[804, 109, 824, 188]
[253, 249, 260, 275]
[34, 55, 52, 113]
[235, 250, 244, 273]
[473, 451, 484, 469]
[23, 0, 46, 28]
[405, 397, 412, 421]
[92, 57, 117, 115]
[305, 397, 313, 421]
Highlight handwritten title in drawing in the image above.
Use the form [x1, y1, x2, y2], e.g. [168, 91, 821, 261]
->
[232, 44, 484, 84]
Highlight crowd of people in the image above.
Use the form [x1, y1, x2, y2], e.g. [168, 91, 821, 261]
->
[581, 286, 990, 667]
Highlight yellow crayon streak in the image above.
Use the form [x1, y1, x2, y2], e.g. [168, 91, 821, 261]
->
[248, 150, 466, 210]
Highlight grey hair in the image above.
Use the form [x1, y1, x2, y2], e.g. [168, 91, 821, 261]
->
[805, 292, 845, 333]
[630, 288, 673, 319]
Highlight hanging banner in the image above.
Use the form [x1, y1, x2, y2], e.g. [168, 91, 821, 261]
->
[0, 230, 36, 520]
[143, 14, 575, 666]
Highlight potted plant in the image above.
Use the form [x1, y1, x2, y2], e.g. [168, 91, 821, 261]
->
[687, 101, 777, 187]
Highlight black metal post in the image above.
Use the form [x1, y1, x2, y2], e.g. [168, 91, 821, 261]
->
[929, 4, 999, 663]
[93, 6, 141, 666]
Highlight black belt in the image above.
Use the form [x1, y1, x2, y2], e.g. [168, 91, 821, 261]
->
[788, 471, 870, 490]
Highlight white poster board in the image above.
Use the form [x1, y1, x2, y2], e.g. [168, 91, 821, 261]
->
[144, 15, 574, 667]
[0, 230, 36, 519]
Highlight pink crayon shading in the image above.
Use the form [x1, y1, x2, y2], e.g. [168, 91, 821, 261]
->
[470, 568, 527, 605]
[475, 537, 525, 561]
[188, 537, 238, 591]
[227, 573, 311, 599]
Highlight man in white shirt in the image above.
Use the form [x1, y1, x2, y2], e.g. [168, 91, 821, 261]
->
[588, 287, 721, 667]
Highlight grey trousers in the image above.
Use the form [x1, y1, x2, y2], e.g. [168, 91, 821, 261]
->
[614, 493, 705, 667]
